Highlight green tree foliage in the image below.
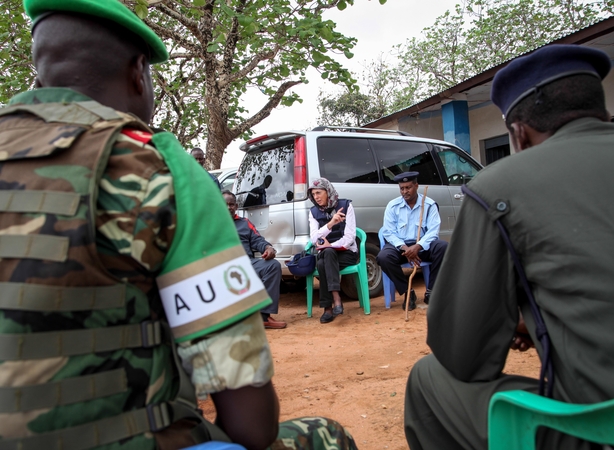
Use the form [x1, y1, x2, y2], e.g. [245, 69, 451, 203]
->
[318, 90, 380, 127]
[0, 1, 35, 103]
[397, 0, 614, 101]
[317, 55, 417, 126]
[0, 0, 387, 169]
[318, 0, 614, 126]
[125, 0, 379, 168]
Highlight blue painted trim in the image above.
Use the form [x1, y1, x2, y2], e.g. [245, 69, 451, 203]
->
[442, 101, 470, 153]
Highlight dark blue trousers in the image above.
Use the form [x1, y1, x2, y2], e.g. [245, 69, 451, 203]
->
[376, 239, 448, 294]
[251, 257, 282, 315]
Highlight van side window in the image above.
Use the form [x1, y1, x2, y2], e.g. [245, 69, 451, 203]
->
[316, 137, 379, 183]
[235, 144, 295, 208]
[370, 140, 442, 185]
[433, 145, 481, 185]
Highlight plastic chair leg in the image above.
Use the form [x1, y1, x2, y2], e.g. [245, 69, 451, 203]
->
[489, 398, 539, 450]
[358, 270, 370, 315]
[306, 275, 314, 317]
[383, 271, 395, 308]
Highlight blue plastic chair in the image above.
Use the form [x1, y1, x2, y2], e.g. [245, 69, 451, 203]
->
[488, 390, 614, 450]
[182, 441, 246, 450]
[305, 228, 370, 317]
[377, 227, 430, 308]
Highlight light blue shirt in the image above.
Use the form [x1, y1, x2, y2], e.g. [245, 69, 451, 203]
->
[382, 194, 441, 251]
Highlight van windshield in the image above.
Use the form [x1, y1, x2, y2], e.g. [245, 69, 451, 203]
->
[235, 144, 295, 208]
[433, 145, 482, 185]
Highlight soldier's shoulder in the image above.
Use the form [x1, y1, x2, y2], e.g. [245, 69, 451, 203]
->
[120, 128, 153, 144]
[113, 127, 165, 162]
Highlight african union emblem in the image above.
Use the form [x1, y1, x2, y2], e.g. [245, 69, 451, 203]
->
[224, 265, 251, 295]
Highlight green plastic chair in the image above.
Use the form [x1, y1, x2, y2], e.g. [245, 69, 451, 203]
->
[305, 227, 370, 317]
[488, 390, 614, 450]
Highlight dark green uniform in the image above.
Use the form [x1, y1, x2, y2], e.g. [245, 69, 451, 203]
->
[405, 118, 614, 450]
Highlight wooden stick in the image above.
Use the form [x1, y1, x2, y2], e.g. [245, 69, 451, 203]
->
[405, 186, 429, 321]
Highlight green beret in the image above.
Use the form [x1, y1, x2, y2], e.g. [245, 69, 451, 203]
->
[24, 0, 169, 64]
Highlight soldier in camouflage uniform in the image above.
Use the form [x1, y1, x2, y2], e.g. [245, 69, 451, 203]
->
[0, 1, 358, 449]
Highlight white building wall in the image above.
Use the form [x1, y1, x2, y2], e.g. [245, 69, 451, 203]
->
[398, 114, 444, 141]
[468, 102, 511, 165]
[373, 118, 399, 131]
[373, 68, 614, 167]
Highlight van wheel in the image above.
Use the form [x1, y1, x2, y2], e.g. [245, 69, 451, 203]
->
[340, 243, 383, 299]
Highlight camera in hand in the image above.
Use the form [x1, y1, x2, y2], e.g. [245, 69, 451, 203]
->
[317, 238, 325, 245]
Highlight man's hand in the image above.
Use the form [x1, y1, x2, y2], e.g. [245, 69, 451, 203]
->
[400, 244, 422, 266]
[510, 313, 534, 352]
[261, 246, 276, 260]
[327, 207, 346, 228]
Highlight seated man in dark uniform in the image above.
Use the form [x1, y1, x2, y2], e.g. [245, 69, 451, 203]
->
[376, 171, 448, 310]
[405, 45, 614, 450]
[223, 191, 286, 329]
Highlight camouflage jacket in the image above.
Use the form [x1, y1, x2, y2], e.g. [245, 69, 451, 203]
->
[0, 88, 274, 449]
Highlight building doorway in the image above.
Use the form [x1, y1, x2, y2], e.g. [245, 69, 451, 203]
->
[483, 134, 510, 165]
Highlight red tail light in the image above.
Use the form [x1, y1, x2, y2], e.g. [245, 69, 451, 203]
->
[245, 134, 270, 146]
[294, 136, 307, 199]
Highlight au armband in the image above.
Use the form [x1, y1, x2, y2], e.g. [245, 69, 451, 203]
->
[157, 252, 271, 342]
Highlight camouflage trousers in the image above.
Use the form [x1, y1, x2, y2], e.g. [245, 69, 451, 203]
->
[269, 417, 359, 450]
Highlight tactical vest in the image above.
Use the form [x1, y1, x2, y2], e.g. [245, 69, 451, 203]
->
[310, 199, 351, 244]
[0, 101, 225, 449]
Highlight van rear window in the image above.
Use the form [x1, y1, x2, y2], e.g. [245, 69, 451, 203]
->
[235, 145, 295, 208]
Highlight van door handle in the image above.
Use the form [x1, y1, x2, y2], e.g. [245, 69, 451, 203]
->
[454, 193, 464, 200]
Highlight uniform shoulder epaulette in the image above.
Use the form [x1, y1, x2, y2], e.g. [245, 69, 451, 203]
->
[121, 128, 153, 143]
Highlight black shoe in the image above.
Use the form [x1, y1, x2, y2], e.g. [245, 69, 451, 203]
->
[332, 304, 344, 316]
[402, 290, 417, 311]
[424, 289, 431, 305]
[320, 311, 334, 323]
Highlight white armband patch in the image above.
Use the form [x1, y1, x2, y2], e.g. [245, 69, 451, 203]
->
[157, 253, 270, 342]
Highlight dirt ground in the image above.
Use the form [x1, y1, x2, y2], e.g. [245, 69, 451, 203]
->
[199, 274, 541, 450]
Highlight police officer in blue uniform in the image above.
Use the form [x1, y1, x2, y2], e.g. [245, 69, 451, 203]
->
[377, 171, 448, 310]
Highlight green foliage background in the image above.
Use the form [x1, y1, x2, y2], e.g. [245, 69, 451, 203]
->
[318, 0, 614, 127]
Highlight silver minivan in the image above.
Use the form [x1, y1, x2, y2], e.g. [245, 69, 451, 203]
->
[209, 167, 238, 191]
[235, 127, 482, 298]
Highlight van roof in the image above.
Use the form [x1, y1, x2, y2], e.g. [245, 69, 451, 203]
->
[239, 128, 464, 153]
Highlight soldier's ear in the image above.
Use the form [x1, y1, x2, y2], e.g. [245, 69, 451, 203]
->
[128, 54, 154, 123]
[510, 122, 552, 151]
[509, 122, 530, 151]
[131, 55, 147, 95]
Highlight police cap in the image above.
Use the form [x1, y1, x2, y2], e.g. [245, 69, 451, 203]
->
[24, 0, 169, 64]
[394, 172, 419, 183]
[491, 44, 611, 118]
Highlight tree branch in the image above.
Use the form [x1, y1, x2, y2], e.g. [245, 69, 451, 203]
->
[231, 80, 302, 137]
[221, 0, 247, 75]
